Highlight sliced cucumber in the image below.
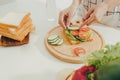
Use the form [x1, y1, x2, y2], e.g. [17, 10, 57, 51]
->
[48, 37, 59, 43]
[57, 39, 63, 45]
[65, 29, 77, 41]
[75, 36, 87, 42]
[51, 38, 61, 45]
[48, 34, 58, 41]
[47, 34, 64, 46]
[51, 39, 64, 45]
[68, 26, 79, 30]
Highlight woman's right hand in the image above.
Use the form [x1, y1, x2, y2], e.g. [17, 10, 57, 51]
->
[80, 3, 109, 28]
[58, 3, 79, 29]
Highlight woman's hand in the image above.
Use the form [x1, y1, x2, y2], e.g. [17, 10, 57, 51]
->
[59, 5, 77, 29]
[59, 0, 81, 29]
[80, 3, 109, 28]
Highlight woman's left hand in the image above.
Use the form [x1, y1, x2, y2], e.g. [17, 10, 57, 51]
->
[80, 3, 109, 28]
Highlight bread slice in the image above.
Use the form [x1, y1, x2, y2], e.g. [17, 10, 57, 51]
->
[0, 12, 30, 29]
[0, 24, 34, 41]
[0, 17, 34, 41]
[14, 18, 32, 35]
[18, 25, 35, 41]
[67, 38, 80, 45]
[0, 18, 32, 34]
[0, 33, 29, 47]
[0, 16, 31, 33]
[15, 17, 32, 32]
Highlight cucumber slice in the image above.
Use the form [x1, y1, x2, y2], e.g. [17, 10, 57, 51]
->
[47, 34, 64, 46]
[48, 37, 59, 43]
[51, 38, 61, 45]
[68, 26, 79, 30]
[75, 36, 87, 42]
[48, 34, 58, 41]
[57, 39, 63, 45]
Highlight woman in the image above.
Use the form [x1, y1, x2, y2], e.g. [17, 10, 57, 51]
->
[59, 0, 120, 29]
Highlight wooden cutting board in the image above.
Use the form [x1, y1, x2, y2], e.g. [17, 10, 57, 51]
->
[45, 26, 105, 64]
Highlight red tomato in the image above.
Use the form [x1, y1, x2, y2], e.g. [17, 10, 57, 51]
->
[80, 27, 90, 32]
[78, 32, 84, 38]
[79, 31, 90, 39]
[74, 47, 86, 56]
[79, 27, 91, 39]
[70, 30, 79, 36]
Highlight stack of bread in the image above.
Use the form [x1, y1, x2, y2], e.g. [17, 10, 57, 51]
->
[0, 12, 35, 46]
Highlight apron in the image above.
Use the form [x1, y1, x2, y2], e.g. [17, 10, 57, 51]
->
[76, 0, 120, 30]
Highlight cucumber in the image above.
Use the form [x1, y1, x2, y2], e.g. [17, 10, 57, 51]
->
[48, 37, 59, 43]
[51, 38, 61, 45]
[57, 39, 63, 45]
[48, 34, 58, 41]
[75, 36, 87, 42]
[51, 39, 63, 45]
[65, 29, 77, 41]
[47, 34, 64, 46]
[68, 26, 79, 30]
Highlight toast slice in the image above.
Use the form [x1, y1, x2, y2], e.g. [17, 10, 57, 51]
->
[0, 12, 30, 29]
[0, 18, 32, 34]
[67, 39, 80, 45]
[0, 33, 30, 47]
[0, 24, 34, 41]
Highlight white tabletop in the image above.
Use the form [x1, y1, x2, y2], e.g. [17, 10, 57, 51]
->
[0, 0, 120, 80]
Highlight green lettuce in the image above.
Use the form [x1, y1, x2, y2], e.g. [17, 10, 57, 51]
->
[87, 42, 120, 68]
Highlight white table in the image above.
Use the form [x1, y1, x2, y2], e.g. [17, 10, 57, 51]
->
[0, 0, 120, 80]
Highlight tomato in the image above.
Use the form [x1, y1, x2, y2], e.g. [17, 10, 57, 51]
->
[80, 27, 90, 32]
[74, 47, 86, 56]
[79, 27, 91, 39]
[79, 32, 90, 39]
[78, 32, 85, 38]
[70, 30, 79, 36]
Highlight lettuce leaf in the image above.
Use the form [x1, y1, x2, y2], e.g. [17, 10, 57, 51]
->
[87, 42, 120, 68]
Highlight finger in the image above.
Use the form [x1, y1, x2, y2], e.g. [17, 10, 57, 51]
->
[86, 16, 98, 25]
[86, 19, 96, 26]
[80, 15, 95, 28]
[79, 22, 87, 29]
[58, 13, 66, 29]
[63, 15, 68, 27]
[82, 7, 94, 21]
[66, 14, 72, 28]
[85, 14, 98, 26]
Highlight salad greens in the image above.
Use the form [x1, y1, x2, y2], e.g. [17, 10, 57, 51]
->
[96, 60, 120, 80]
[87, 42, 120, 68]
[74, 42, 120, 80]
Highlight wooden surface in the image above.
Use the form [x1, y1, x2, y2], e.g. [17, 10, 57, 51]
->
[0, 33, 29, 47]
[45, 26, 105, 64]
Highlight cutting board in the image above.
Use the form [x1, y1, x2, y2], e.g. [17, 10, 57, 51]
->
[45, 26, 105, 64]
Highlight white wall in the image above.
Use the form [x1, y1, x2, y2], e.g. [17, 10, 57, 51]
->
[55, 0, 72, 10]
